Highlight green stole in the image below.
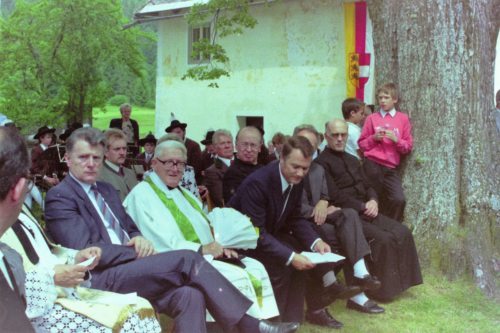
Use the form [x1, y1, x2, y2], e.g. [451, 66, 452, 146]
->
[145, 177, 263, 307]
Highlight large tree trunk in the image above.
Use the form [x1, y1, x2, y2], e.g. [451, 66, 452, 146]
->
[368, 0, 499, 298]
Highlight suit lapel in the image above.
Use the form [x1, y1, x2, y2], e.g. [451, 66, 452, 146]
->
[65, 177, 113, 244]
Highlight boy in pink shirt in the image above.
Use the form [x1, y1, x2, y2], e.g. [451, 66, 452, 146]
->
[358, 83, 413, 222]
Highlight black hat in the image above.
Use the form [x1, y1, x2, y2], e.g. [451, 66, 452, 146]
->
[165, 120, 187, 133]
[34, 125, 56, 140]
[139, 132, 157, 146]
[59, 122, 83, 141]
[201, 130, 215, 145]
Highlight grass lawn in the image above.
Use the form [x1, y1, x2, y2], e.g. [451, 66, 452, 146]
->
[157, 271, 499, 333]
[93, 105, 155, 138]
[305, 272, 499, 333]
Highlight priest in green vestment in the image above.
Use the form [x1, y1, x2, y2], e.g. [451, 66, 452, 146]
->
[124, 140, 279, 320]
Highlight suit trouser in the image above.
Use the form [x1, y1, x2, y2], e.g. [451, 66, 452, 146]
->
[363, 159, 406, 222]
[91, 250, 252, 333]
[248, 233, 337, 322]
[313, 208, 372, 286]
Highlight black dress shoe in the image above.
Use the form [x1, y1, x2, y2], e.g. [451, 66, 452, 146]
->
[353, 275, 381, 291]
[258, 320, 299, 333]
[306, 308, 343, 329]
[326, 281, 362, 300]
[346, 299, 385, 314]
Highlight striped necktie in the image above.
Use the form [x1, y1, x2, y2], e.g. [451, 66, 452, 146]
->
[90, 185, 130, 244]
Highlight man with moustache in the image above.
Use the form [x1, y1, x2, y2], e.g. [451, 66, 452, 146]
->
[98, 129, 138, 202]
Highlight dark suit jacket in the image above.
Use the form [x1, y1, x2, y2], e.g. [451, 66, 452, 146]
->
[316, 147, 378, 213]
[109, 118, 139, 145]
[185, 137, 203, 181]
[227, 161, 320, 264]
[30, 144, 46, 175]
[300, 163, 330, 218]
[222, 158, 262, 204]
[45, 176, 141, 270]
[0, 242, 34, 332]
[136, 152, 153, 172]
[203, 158, 229, 207]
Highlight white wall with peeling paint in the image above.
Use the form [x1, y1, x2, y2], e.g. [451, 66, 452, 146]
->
[154, 0, 347, 144]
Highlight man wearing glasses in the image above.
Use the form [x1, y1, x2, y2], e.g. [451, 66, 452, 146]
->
[223, 126, 263, 203]
[45, 127, 300, 333]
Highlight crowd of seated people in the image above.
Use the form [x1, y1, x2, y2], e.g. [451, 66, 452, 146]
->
[0, 84, 423, 332]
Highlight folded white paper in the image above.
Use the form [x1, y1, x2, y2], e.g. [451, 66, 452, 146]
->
[300, 252, 345, 264]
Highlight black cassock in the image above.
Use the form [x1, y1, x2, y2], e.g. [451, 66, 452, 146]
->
[316, 148, 423, 301]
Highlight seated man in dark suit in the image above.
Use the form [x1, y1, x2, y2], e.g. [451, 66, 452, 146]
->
[228, 136, 360, 328]
[316, 119, 423, 303]
[109, 103, 139, 156]
[223, 126, 263, 203]
[0, 126, 35, 332]
[295, 124, 384, 315]
[45, 127, 299, 333]
[204, 129, 235, 207]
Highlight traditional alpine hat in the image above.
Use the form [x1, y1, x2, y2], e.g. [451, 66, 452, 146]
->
[165, 113, 187, 133]
[34, 125, 56, 140]
[201, 130, 215, 145]
[59, 122, 83, 141]
[139, 132, 157, 146]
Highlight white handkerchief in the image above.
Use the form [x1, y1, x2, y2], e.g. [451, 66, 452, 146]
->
[301, 252, 345, 264]
[77, 256, 96, 267]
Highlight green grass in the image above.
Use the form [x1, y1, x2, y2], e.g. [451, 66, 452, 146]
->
[301, 272, 499, 333]
[92, 105, 155, 138]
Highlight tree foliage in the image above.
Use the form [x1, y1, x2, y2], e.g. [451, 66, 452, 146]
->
[0, 0, 145, 129]
[182, 0, 259, 87]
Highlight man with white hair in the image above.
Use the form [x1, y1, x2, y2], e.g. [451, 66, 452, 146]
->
[124, 140, 280, 321]
[204, 129, 235, 207]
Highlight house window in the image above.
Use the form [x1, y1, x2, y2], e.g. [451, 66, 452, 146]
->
[188, 25, 211, 64]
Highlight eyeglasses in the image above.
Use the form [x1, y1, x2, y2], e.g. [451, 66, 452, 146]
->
[237, 142, 260, 151]
[326, 132, 347, 139]
[156, 158, 187, 170]
[25, 174, 35, 192]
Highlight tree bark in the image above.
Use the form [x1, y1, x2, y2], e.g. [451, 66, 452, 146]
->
[368, 0, 499, 298]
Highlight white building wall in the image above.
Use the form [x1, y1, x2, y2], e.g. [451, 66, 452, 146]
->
[154, 0, 346, 143]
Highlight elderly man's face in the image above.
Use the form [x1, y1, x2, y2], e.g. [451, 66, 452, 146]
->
[236, 130, 261, 164]
[66, 140, 104, 184]
[152, 148, 186, 188]
[215, 135, 234, 159]
[325, 122, 348, 152]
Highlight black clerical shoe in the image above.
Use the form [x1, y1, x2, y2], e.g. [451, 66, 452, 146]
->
[346, 299, 385, 314]
[325, 281, 362, 300]
[306, 308, 343, 329]
[258, 320, 299, 333]
[353, 275, 381, 291]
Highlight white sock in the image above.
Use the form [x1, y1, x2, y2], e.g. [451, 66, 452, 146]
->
[350, 292, 369, 305]
[322, 271, 337, 287]
[353, 258, 370, 278]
